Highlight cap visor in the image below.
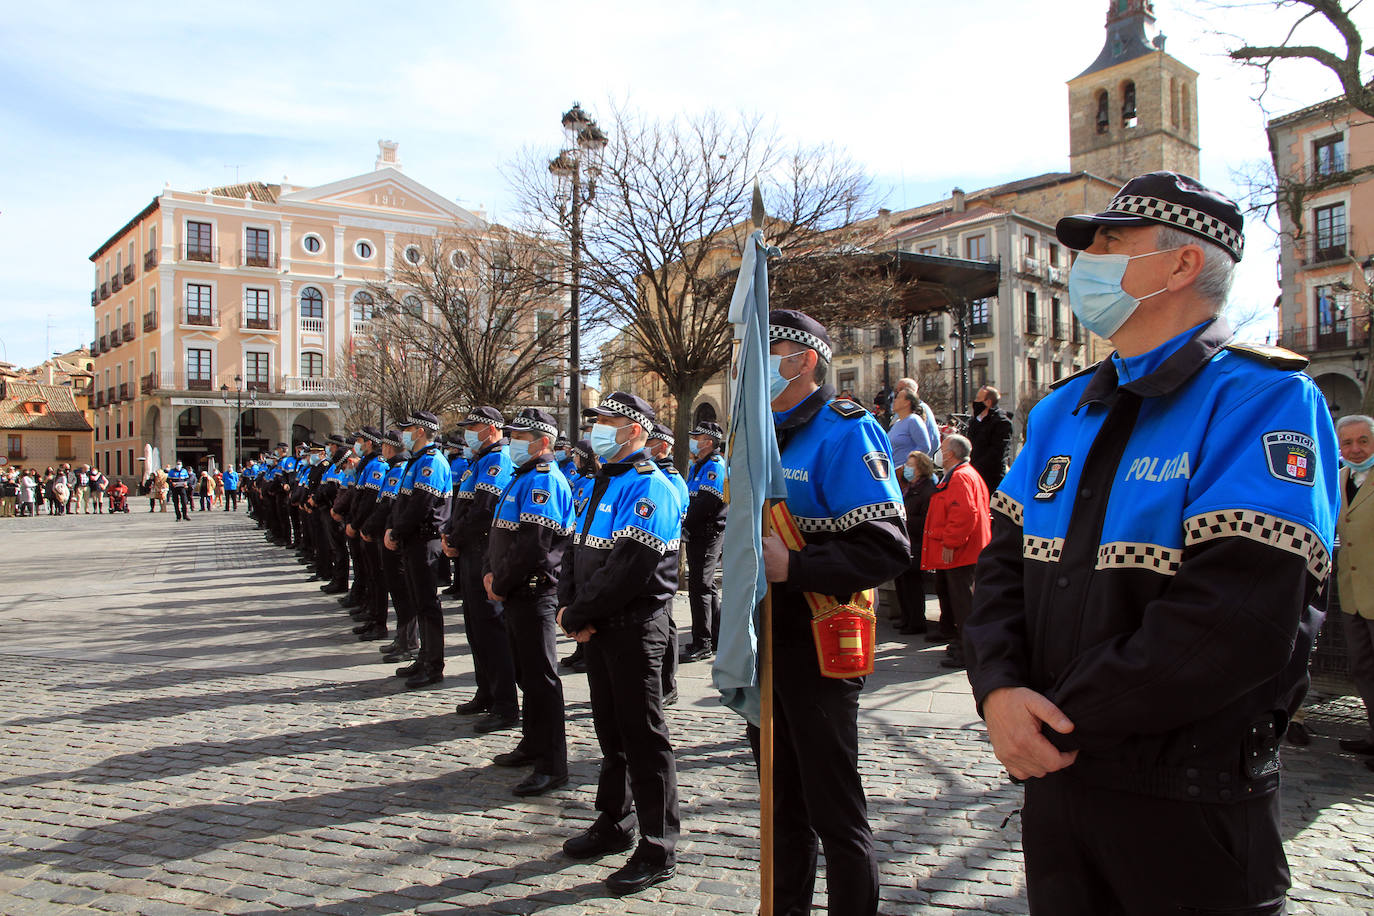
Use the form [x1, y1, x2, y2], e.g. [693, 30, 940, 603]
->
[1055, 212, 1153, 250]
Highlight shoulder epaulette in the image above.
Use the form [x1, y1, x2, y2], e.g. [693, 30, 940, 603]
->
[828, 398, 866, 419]
[634, 458, 657, 474]
[535, 461, 551, 472]
[666, 466, 682, 476]
[1050, 361, 1102, 390]
[1225, 343, 1309, 371]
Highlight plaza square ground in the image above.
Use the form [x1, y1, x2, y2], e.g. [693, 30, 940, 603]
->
[0, 510, 1371, 914]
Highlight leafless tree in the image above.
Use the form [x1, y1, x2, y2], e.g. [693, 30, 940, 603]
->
[359, 228, 572, 419]
[338, 328, 462, 433]
[511, 104, 873, 460]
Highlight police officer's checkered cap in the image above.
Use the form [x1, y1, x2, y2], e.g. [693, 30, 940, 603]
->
[648, 423, 674, 445]
[359, 426, 382, 444]
[593, 394, 655, 432]
[690, 421, 725, 442]
[505, 409, 559, 439]
[459, 406, 504, 428]
[1056, 171, 1244, 262]
[381, 429, 404, 447]
[768, 311, 833, 362]
[403, 411, 442, 432]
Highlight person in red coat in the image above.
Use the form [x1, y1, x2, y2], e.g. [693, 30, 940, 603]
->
[922, 434, 991, 669]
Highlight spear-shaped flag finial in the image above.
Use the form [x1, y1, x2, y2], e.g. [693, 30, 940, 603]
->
[751, 179, 766, 230]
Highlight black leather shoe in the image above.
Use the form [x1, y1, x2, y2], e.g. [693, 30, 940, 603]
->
[1338, 737, 1374, 754]
[939, 657, 966, 670]
[395, 661, 423, 678]
[405, 666, 444, 689]
[493, 748, 540, 767]
[605, 858, 675, 895]
[559, 647, 584, 669]
[513, 772, 568, 797]
[474, 712, 519, 734]
[662, 690, 679, 707]
[455, 697, 491, 715]
[321, 582, 348, 594]
[357, 625, 388, 642]
[378, 641, 400, 655]
[1286, 721, 1311, 746]
[382, 648, 417, 664]
[682, 645, 712, 662]
[563, 823, 636, 860]
[338, 596, 360, 609]
[349, 609, 371, 622]
[351, 622, 372, 634]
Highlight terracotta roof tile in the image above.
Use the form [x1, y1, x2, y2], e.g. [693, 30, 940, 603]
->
[0, 382, 93, 432]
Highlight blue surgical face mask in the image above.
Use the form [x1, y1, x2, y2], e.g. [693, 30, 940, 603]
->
[401, 430, 415, 451]
[902, 465, 916, 481]
[554, 449, 568, 462]
[508, 439, 532, 466]
[1067, 248, 1177, 338]
[688, 439, 701, 456]
[353, 443, 363, 457]
[769, 351, 807, 401]
[1343, 453, 1374, 472]
[463, 430, 481, 451]
[590, 423, 626, 459]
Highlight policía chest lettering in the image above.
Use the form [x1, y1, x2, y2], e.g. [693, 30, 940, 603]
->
[1123, 451, 1191, 483]
[782, 466, 809, 482]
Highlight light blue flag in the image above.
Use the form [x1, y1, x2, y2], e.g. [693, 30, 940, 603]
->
[712, 228, 787, 726]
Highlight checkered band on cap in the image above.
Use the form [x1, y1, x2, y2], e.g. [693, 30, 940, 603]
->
[690, 423, 724, 441]
[359, 428, 382, 444]
[769, 324, 833, 362]
[507, 414, 559, 439]
[1109, 194, 1244, 261]
[404, 414, 441, 432]
[597, 397, 654, 431]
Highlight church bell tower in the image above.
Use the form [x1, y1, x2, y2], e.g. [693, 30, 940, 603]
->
[1068, 0, 1200, 182]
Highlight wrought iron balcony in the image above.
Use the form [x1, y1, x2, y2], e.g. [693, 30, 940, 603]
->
[239, 249, 278, 269]
[123, 265, 135, 284]
[144, 249, 158, 270]
[180, 244, 220, 264]
[118, 382, 130, 402]
[111, 273, 123, 293]
[141, 372, 157, 395]
[143, 312, 157, 332]
[1281, 319, 1371, 353]
[99, 282, 110, 300]
[182, 306, 219, 328]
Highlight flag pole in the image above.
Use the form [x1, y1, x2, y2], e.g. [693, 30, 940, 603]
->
[752, 180, 775, 916]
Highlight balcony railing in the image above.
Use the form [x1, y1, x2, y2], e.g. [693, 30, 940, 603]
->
[351, 320, 373, 337]
[239, 249, 279, 269]
[299, 316, 325, 334]
[118, 382, 130, 402]
[94, 391, 105, 407]
[246, 378, 272, 393]
[1281, 319, 1371, 353]
[96, 334, 107, 354]
[122, 322, 135, 342]
[90, 339, 97, 354]
[1051, 319, 1065, 341]
[1309, 240, 1348, 264]
[187, 376, 213, 391]
[105, 386, 115, 404]
[90, 290, 98, 307]
[970, 321, 993, 338]
[143, 312, 157, 332]
[182, 306, 219, 328]
[1310, 155, 1347, 180]
[108, 330, 121, 349]
[283, 376, 349, 395]
[123, 265, 135, 285]
[111, 273, 123, 293]
[100, 282, 110, 301]
[144, 249, 158, 270]
[141, 372, 156, 394]
[242, 312, 278, 331]
[1025, 314, 1041, 335]
[180, 244, 219, 264]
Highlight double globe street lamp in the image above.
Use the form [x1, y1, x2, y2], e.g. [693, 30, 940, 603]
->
[548, 102, 608, 436]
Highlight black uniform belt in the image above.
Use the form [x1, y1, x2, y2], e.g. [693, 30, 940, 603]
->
[1065, 755, 1277, 804]
[595, 606, 666, 630]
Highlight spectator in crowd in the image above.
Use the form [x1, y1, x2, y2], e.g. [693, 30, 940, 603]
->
[18, 470, 37, 516]
[923, 433, 991, 669]
[52, 472, 70, 515]
[196, 471, 214, 511]
[222, 464, 241, 511]
[89, 466, 107, 514]
[966, 385, 1013, 492]
[895, 451, 938, 635]
[887, 387, 940, 466]
[149, 469, 168, 513]
[1335, 414, 1374, 765]
[42, 468, 59, 515]
[870, 396, 890, 429]
[0, 470, 16, 517]
[62, 464, 79, 514]
[75, 465, 92, 513]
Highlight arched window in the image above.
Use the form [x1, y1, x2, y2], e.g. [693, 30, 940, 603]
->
[1181, 83, 1191, 132]
[1121, 81, 1137, 129]
[352, 291, 375, 322]
[402, 294, 423, 318]
[1170, 78, 1180, 127]
[1095, 90, 1110, 135]
[299, 287, 324, 318]
[300, 352, 324, 378]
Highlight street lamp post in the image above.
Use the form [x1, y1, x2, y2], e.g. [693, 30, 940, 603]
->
[220, 374, 257, 469]
[549, 102, 608, 437]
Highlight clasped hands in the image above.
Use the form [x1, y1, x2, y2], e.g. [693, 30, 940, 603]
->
[556, 607, 596, 644]
[982, 686, 1078, 781]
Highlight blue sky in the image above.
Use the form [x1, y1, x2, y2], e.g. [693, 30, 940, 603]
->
[0, 0, 1349, 367]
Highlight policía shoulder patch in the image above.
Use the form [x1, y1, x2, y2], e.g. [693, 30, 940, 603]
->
[1034, 455, 1071, 500]
[1262, 431, 1316, 486]
[862, 450, 891, 481]
[829, 399, 865, 419]
[532, 489, 550, 505]
[421, 467, 432, 477]
[487, 465, 500, 476]
[635, 497, 656, 519]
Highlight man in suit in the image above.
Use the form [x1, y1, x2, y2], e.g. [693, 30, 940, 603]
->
[1336, 414, 1374, 766]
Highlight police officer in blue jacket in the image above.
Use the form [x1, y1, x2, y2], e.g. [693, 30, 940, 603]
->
[647, 422, 687, 704]
[555, 434, 578, 483]
[484, 408, 575, 795]
[442, 435, 470, 600]
[557, 393, 681, 896]
[386, 411, 453, 688]
[682, 421, 726, 660]
[345, 428, 388, 639]
[316, 435, 354, 594]
[965, 172, 1339, 915]
[760, 309, 911, 916]
[445, 407, 518, 726]
[166, 461, 192, 520]
[364, 430, 417, 662]
[559, 438, 602, 674]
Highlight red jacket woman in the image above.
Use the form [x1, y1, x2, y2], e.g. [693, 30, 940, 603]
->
[922, 458, 991, 570]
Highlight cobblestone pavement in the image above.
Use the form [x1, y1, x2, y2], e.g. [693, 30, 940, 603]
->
[0, 510, 1371, 914]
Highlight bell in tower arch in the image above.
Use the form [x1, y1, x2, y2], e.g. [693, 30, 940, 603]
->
[1122, 81, 1138, 129]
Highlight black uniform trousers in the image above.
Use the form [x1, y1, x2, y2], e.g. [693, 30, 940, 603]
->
[381, 540, 416, 648]
[288, 503, 301, 546]
[505, 592, 567, 777]
[170, 487, 190, 519]
[685, 532, 723, 647]
[749, 640, 877, 916]
[329, 517, 350, 587]
[313, 511, 335, 579]
[460, 549, 517, 716]
[403, 538, 443, 670]
[1022, 772, 1287, 915]
[354, 533, 379, 623]
[274, 493, 291, 541]
[584, 612, 679, 866]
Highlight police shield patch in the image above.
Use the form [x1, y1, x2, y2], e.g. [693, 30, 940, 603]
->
[635, 497, 656, 519]
[421, 467, 432, 477]
[1262, 431, 1316, 486]
[862, 451, 891, 481]
[487, 465, 500, 476]
[532, 489, 550, 505]
[1035, 456, 1071, 501]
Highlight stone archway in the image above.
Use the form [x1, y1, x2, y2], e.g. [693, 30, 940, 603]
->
[1313, 372, 1364, 420]
[173, 406, 225, 470]
[693, 399, 720, 427]
[290, 409, 335, 445]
